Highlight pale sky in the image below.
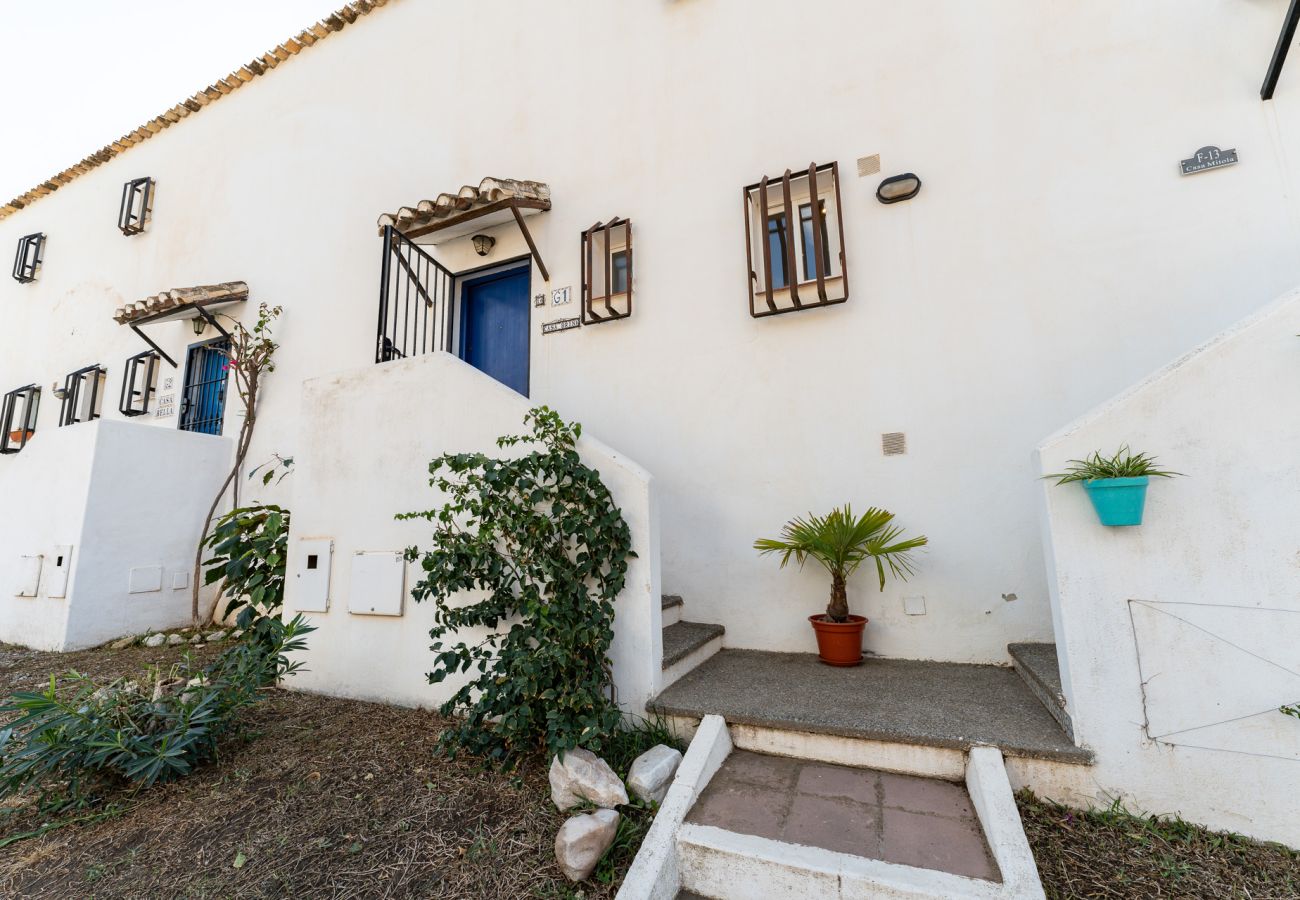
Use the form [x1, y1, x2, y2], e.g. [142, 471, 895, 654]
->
[1, 0, 342, 203]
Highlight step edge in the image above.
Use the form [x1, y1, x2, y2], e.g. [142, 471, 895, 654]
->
[661, 622, 726, 668]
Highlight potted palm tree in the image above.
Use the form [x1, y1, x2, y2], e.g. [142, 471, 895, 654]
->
[754, 505, 927, 666]
[1046, 445, 1182, 526]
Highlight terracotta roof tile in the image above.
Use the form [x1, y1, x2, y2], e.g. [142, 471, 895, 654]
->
[0, 1, 389, 221]
[112, 280, 249, 325]
[377, 178, 552, 236]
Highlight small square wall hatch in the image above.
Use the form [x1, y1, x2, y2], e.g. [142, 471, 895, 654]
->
[14, 555, 42, 597]
[128, 565, 163, 594]
[295, 539, 333, 613]
[348, 550, 404, 617]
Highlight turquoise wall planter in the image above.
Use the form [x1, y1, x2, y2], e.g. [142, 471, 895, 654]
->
[1082, 476, 1149, 526]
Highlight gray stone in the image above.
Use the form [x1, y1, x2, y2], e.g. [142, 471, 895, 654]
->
[554, 808, 619, 882]
[205, 630, 227, 643]
[230, 629, 244, 640]
[626, 744, 682, 804]
[549, 748, 629, 811]
[108, 635, 136, 650]
[189, 634, 204, 644]
[167, 634, 185, 646]
[142, 633, 166, 648]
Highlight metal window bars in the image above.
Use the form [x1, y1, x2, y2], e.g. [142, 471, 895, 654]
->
[376, 225, 455, 363]
[119, 350, 160, 417]
[58, 365, 106, 427]
[0, 385, 40, 454]
[118, 177, 154, 236]
[581, 218, 633, 325]
[12, 233, 44, 283]
[742, 161, 848, 318]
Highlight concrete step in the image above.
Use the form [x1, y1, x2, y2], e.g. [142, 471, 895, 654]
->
[1007, 643, 1073, 742]
[649, 649, 1090, 766]
[663, 593, 684, 627]
[662, 620, 725, 689]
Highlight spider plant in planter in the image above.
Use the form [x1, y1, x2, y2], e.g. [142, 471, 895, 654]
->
[1046, 445, 1182, 526]
[754, 505, 927, 667]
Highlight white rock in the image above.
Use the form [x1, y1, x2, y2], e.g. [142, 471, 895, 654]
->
[230, 629, 244, 640]
[189, 634, 204, 644]
[626, 744, 683, 805]
[109, 635, 136, 650]
[206, 630, 227, 643]
[142, 633, 166, 648]
[167, 634, 185, 646]
[555, 809, 619, 882]
[549, 748, 629, 811]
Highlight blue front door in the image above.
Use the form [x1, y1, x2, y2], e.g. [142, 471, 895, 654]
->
[179, 339, 230, 435]
[460, 266, 531, 396]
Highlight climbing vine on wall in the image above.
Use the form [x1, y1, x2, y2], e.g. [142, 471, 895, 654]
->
[400, 407, 634, 765]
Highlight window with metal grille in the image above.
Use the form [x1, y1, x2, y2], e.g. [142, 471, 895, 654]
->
[58, 365, 105, 427]
[179, 339, 230, 435]
[118, 177, 154, 236]
[119, 350, 159, 417]
[12, 233, 44, 283]
[743, 162, 848, 318]
[581, 218, 632, 324]
[0, 385, 40, 454]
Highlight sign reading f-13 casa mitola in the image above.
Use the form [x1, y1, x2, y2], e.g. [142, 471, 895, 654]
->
[1180, 145, 1238, 175]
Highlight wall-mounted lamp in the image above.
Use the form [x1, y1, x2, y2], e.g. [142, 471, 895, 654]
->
[471, 234, 496, 257]
[876, 173, 922, 204]
[192, 316, 208, 336]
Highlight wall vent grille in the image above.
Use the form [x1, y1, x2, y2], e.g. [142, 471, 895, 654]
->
[882, 432, 906, 456]
[857, 154, 881, 177]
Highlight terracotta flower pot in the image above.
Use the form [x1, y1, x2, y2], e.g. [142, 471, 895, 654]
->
[7, 429, 33, 445]
[808, 613, 867, 667]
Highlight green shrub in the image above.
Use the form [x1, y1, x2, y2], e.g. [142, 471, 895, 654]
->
[202, 503, 290, 630]
[400, 407, 634, 766]
[0, 616, 313, 809]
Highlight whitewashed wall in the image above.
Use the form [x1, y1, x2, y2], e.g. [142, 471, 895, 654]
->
[1037, 290, 1300, 848]
[3, 2, 1300, 662]
[0, 420, 232, 650]
[283, 352, 663, 713]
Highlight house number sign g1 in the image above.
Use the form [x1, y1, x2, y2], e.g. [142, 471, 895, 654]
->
[1180, 145, 1238, 176]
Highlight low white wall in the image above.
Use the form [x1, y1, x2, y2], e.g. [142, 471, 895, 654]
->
[284, 352, 662, 713]
[0, 422, 96, 650]
[0, 419, 232, 650]
[1037, 289, 1300, 848]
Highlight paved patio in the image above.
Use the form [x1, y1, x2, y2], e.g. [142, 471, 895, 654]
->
[686, 750, 1000, 881]
[650, 650, 1090, 762]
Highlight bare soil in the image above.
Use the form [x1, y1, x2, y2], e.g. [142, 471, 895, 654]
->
[0, 641, 630, 899]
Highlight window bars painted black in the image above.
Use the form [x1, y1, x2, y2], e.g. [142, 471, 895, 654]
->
[58, 365, 106, 427]
[581, 218, 632, 325]
[12, 233, 44, 283]
[118, 177, 154, 236]
[0, 385, 40, 454]
[376, 225, 455, 363]
[743, 162, 848, 318]
[179, 339, 230, 435]
[119, 350, 160, 417]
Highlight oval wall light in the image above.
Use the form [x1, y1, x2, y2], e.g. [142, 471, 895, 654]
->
[876, 173, 922, 204]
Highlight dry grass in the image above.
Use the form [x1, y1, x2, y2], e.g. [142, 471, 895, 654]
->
[1018, 790, 1300, 899]
[0, 641, 641, 899]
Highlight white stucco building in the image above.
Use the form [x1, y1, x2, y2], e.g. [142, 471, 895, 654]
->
[1, 0, 1297, 852]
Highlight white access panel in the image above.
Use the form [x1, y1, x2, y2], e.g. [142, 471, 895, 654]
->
[294, 538, 333, 612]
[14, 555, 42, 597]
[128, 565, 163, 594]
[348, 550, 405, 616]
[46, 545, 73, 598]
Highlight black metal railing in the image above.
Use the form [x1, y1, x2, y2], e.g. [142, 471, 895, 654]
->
[376, 225, 455, 363]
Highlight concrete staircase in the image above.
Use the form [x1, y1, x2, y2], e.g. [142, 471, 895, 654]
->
[1007, 643, 1072, 741]
[661, 594, 725, 688]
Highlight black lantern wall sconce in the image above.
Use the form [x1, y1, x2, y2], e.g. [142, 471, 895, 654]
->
[876, 173, 922, 204]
